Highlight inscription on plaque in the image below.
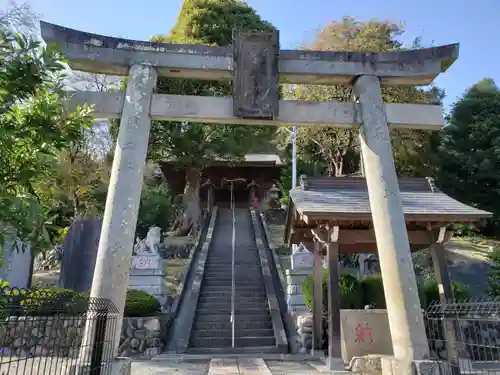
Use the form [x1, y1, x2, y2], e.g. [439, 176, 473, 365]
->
[131, 255, 160, 270]
[232, 29, 279, 120]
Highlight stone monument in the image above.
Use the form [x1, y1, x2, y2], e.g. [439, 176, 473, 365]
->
[58, 217, 102, 292]
[286, 243, 313, 314]
[357, 253, 381, 276]
[129, 227, 167, 307]
[0, 241, 31, 289]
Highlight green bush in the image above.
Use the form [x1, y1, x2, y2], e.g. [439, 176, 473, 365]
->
[421, 279, 471, 309]
[360, 274, 386, 309]
[488, 247, 500, 297]
[21, 287, 89, 316]
[1, 284, 161, 317]
[302, 271, 363, 312]
[124, 289, 161, 317]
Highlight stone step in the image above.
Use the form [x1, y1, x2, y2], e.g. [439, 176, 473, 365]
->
[197, 307, 270, 315]
[197, 301, 269, 311]
[198, 294, 268, 306]
[205, 263, 261, 268]
[201, 282, 265, 288]
[194, 320, 273, 331]
[204, 268, 262, 279]
[190, 336, 276, 348]
[205, 266, 261, 271]
[202, 275, 263, 281]
[187, 345, 284, 354]
[202, 276, 264, 282]
[200, 288, 265, 295]
[206, 259, 260, 264]
[191, 328, 275, 338]
[205, 267, 262, 272]
[195, 314, 272, 323]
[199, 290, 266, 298]
[202, 275, 262, 280]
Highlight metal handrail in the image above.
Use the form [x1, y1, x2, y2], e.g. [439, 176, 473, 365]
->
[221, 177, 245, 349]
[230, 180, 236, 348]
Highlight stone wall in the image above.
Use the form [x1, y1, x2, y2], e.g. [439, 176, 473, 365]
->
[0, 315, 169, 359]
[118, 315, 169, 359]
[0, 316, 86, 357]
[427, 316, 500, 361]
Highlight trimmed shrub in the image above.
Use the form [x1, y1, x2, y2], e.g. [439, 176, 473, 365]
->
[421, 279, 471, 309]
[360, 274, 386, 309]
[21, 287, 88, 316]
[124, 289, 161, 317]
[302, 271, 363, 313]
[2, 285, 161, 317]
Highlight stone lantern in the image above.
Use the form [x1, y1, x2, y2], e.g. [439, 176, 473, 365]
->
[267, 184, 281, 209]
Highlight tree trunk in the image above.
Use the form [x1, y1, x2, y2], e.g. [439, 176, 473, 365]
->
[172, 165, 201, 237]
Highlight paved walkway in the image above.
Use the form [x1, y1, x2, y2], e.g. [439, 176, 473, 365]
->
[131, 357, 347, 375]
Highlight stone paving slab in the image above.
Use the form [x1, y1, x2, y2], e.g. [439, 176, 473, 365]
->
[264, 360, 336, 375]
[132, 359, 210, 375]
[134, 358, 329, 375]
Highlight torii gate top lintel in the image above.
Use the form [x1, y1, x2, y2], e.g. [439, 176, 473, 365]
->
[40, 21, 458, 87]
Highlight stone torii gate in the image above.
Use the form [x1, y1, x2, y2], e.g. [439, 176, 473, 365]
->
[40, 21, 458, 374]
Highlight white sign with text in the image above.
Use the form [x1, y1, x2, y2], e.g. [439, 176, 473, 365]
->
[131, 255, 160, 270]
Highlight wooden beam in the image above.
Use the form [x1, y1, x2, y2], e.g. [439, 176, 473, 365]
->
[41, 21, 458, 86]
[291, 229, 436, 245]
[428, 227, 466, 372]
[327, 226, 342, 363]
[312, 238, 324, 355]
[68, 91, 445, 131]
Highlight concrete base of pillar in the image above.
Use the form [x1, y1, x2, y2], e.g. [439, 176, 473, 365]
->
[381, 356, 452, 375]
[111, 358, 132, 375]
[326, 357, 348, 373]
[68, 357, 131, 375]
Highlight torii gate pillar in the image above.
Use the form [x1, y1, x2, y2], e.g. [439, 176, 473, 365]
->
[89, 63, 157, 354]
[355, 74, 430, 372]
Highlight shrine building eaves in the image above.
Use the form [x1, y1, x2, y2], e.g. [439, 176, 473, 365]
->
[40, 21, 458, 86]
[161, 154, 285, 167]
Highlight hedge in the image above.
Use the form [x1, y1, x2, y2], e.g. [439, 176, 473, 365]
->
[302, 272, 470, 311]
[420, 279, 471, 308]
[0, 285, 161, 317]
[123, 289, 161, 317]
[302, 271, 364, 312]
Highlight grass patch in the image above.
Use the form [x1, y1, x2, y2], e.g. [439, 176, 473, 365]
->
[164, 258, 189, 296]
[267, 223, 286, 247]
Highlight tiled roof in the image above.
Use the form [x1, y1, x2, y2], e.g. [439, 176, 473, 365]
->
[289, 176, 492, 221]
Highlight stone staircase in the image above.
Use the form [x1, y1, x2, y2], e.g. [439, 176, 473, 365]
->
[189, 208, 279, 352]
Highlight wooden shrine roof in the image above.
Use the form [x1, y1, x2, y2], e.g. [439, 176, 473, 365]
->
[289, 176, 491, 223]
[284, 176, 492, 251]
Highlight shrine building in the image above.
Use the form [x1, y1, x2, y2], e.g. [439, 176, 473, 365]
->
[160, 153, 285, 208]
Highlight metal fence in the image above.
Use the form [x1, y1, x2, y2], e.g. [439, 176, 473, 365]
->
[425, 297, 500, 375]
[0, 286, 119, 375]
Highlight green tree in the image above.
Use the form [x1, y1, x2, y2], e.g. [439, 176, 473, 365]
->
[282, 17, 442, 177]
[147, 0, 277, 236]
[0, 26, 93, 258]
[436, 78, 500, 235]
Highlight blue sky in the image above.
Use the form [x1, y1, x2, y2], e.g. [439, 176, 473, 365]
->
[19, 0, 500, 109]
